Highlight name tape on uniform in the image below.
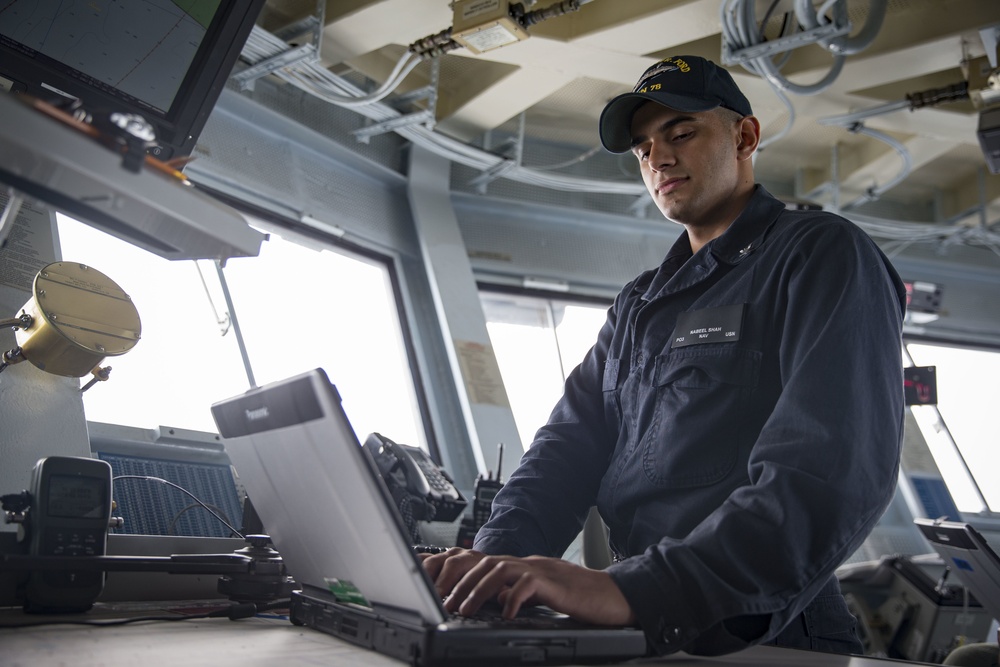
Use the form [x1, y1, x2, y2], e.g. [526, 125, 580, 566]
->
[671, 303, 745, 348]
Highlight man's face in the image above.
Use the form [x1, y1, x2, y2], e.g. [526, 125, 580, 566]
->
[629, 102, 748, 233]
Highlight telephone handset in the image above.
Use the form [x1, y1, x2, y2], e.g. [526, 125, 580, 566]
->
[364, 433, 467, 523]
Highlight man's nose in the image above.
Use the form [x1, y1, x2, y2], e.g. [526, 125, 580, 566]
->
[647, 142, 676, 171]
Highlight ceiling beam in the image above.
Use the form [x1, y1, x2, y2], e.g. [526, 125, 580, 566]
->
[949, 168, 1000, 224]
[433, 36, 653, 138]
[812, 135, 956, 203]
[435, 66, 576, 141]
[318, 0, 451, 65]
[566, 0, 723, 53]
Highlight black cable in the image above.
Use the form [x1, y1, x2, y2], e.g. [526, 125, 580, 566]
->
[407, 27, 461, 59]
[755, 5, 795, 72]
[906, 81, 969, 110]
[517, 0, 581, 28]
[0, 599, 292, 629]
[256, 598, 292, 613]
[0, 610, 225, 629]
[167, 502, 236, 537]
[112, 475, 244, 539]
[758, 0, 783, 40]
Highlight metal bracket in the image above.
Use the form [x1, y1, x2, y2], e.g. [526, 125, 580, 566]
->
[393, 85, 436, 108]
[352, 58, 441, 143]
[468, 160, 517, 191]
[722, 22, 852, 66]
[353, 109, 435, 144]
[232, 43, 317, 91]
[234, 0, 326, 91]
[0, 312, 32, 330]
[273, 14, 321, 43]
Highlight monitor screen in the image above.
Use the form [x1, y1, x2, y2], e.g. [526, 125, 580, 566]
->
[0, 0, 265, 161]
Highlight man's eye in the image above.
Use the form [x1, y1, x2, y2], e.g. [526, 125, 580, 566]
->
[672, 131, 692, 142]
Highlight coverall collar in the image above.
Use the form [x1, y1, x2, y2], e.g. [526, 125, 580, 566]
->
[636, 185, 785, 302]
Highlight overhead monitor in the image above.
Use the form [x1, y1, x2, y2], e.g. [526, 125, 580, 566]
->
[0, 0, 266, 162]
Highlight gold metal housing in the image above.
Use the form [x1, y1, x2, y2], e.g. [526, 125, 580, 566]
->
[13, 262, 141, 377]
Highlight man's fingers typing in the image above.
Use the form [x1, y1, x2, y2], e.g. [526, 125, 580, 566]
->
[425, 550, 637, 626]
[422, 548, 486, 598]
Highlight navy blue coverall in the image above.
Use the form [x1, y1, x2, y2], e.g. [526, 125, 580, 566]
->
[474, 185, 907, 655]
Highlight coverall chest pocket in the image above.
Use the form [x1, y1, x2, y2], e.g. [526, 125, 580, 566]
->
[642, 347, 761, 488]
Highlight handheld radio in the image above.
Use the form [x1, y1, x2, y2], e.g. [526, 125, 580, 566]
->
[23, 456, 113, 613]
[457, 443, 505, 548]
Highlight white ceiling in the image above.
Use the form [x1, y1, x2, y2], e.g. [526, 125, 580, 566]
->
[257, 0, 1000, 227]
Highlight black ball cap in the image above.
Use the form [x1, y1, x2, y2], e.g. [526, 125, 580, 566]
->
[599, 55, 753, 154]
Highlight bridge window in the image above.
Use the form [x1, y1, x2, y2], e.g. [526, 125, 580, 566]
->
[906, 342, 1000, 514]
[56, 213, 426, 449]
[480, 290, 609, 447]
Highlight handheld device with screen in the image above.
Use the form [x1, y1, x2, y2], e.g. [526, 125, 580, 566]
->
[23, 456, 113, 613]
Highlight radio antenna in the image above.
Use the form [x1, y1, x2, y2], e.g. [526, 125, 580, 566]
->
[495, 442, 504, 482]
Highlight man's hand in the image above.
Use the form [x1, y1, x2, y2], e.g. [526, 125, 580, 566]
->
[421, 548, 636, 626]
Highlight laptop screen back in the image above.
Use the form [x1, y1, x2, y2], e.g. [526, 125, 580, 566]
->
[915, 518, 1000, 621]
[211, 369, 446, 624]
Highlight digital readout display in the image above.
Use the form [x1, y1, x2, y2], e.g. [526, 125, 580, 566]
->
[47, 475, 106, 519]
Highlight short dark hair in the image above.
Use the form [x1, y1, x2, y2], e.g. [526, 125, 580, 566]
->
[713, 106, 745, 125]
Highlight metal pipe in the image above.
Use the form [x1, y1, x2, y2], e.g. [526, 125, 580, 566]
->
[214, 260, 257, 389]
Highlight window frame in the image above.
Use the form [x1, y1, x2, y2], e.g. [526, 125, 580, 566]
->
[901, 335, 1000, 515]
[204, 189, 442, 462]
[55, 188, 440, 463]
[478, 282, 613, 447]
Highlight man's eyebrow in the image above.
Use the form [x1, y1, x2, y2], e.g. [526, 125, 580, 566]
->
[629, 115, 699, 150]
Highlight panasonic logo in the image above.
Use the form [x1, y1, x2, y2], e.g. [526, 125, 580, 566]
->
[245, 407, 270, 421]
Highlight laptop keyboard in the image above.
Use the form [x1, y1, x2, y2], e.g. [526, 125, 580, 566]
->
[447, 602, 576, 629]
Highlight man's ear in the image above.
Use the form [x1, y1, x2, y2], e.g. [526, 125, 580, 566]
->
[736, 115, 761, 161]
